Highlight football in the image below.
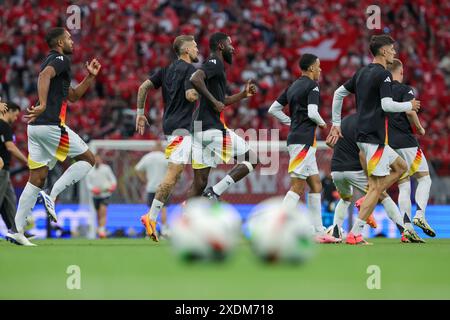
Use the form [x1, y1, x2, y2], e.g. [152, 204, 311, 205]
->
[170, 198, 241, 261]
[247, 198, 315, 264]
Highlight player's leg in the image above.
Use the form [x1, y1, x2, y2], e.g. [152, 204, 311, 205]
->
[282, 176, 307, 210]
[204, 130, 257, 199]
[409, 148, 434, 236]
[187, 167, 211, 198]
[49, 149, 95, 202]
[349, 144, 406, 244]
[96, 200, 108, 239]
[12, 166, 48, 246]
[330, 171, 353, 229]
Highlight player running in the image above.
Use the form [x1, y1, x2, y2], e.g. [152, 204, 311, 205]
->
[136, 35, 199, 241]
[326, 113, 423, 243]
[269, 53, 340, 244]
[188, 32, 257, 199]
[329, 35, 420, 245]
[12, 28, 101, 246]
[386, 58, 435, 237]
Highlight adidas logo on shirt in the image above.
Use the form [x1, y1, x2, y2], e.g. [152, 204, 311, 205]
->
[210, 59, 217, 64]
[384, 76, 391, 82]
[313, 86, 319, 92]
[56, 56, 64, 61]
[408, 90, 414, 95]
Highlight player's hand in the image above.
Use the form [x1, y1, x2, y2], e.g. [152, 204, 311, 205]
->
[213, 100, 225, 112]
[108, 184, 116, 193]
[326, 125, 343, 146]
[325, 134, 335, 148]
[24, 104, 46, 124]
[244, 79, 257, 97]
[0, 98, 8, 114]
[135, 114, 149, 135]
[417, 126, 425, 136]
[411, 98, 420, 112]
[92, 187, 101, 195]
[86, 58, 101, 77]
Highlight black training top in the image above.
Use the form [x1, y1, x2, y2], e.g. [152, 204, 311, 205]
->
[387, 80, 418, 149]
[0, 119, 13, 170]
[344, 63, 393, 145]
[149, 59, 197, 135]
[32, 50, 72, 126]
[277, 76, 320, 146]
[331, 113, 363, 172]
[191, 54, 227, 132]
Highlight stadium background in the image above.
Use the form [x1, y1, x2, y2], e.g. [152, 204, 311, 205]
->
[1, 0, 449, 238]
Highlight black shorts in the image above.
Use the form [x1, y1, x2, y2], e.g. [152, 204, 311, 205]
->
[147, 193, 171, 207]
[93, 197, 110, 210]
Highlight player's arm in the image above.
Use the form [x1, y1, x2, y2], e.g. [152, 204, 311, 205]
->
[25, 65, 56, 123]
[68, 59, 101, 102]
[380, 71, 420, 113]
[268, 88, 291, 125]
[135, 79, 155, 135]
[5, 141, 28, 166]
[406, 110, 425, 135]
[328, 80, 353, 144]
[307, 85, 326, 129]
[223, 80, 257, 105]
[190, 69, 225, 112]
[0, 157, 3, 170]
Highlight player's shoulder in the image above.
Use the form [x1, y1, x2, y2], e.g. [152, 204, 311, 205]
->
[204, 56, 223, 68]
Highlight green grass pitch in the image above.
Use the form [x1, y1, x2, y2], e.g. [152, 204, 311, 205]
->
[1, 238, 449, 299]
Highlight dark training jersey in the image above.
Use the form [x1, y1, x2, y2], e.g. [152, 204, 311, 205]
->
[150, 59, 196, 135]
[277, 76, 320, 146]
[191, 55, 227, 131]
[388, 81, 418, 149]
[0, 119, 13, 171]
[32, 50, 72, 126]
[344, 63, 393, 145]
[331, 113, 363, 172]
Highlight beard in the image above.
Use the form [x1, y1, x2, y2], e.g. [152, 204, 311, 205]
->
[223, 49, 233, 64]
[190, 54, 199, 63]
[63, 45, 73, 55]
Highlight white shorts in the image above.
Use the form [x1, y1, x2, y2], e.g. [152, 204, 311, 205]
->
[192, 129, 249, 169]
[165, 135, 192, 164]
[395, 147, 429, 178]
[287, 144, 319, 179]
[357, 142, 399, 177]
[28, 125, 89, 170]
[331, 170, 368, 198]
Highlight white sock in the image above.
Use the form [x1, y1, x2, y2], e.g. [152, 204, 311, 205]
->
[308, 193, 324, 234]
[381, 197, 405, 232]
[398, 181, 412, 229]
[148, 199, 164, 221]
[414, 175, 431, 219]
[50, 161, 93, 201]
[350, 217, 366, 236]
[15, 182, 41, 233]
[212, 175, 235, 196]
[282, 190, 300, 211]
[333, 199, 351, 228]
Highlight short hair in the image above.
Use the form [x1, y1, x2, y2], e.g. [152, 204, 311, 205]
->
[209, 32, 229, 51]
[5, 102, 20, 112]
[387, 58, 403, 73]
[173, 35, 195, 56]
[299, 53, 318, 71]
[45, 27, 66, 49]
[369, 34, 395, 56]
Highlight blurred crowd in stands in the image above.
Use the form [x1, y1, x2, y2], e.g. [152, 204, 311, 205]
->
[1, 0, 449, 176]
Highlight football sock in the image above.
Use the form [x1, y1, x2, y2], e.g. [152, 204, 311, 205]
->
[282, 190, 300, 211]
[212, 175, 235, 196]
[308, 193, 324, 234]
[350, 217, 366, 236]
[381, 197, 405, 231]
[148, 199, 164, 221]
[414, 176, 431, 219]
[398, 181, 412, 229]
[50, 161, 93, 201]
[15, 182, 41, 234]
[334, 199, 351, 228]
